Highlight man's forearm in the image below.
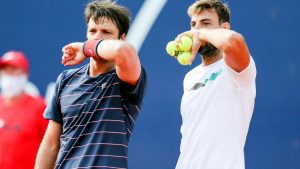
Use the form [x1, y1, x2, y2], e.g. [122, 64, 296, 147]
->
[35, 141, 59, 169]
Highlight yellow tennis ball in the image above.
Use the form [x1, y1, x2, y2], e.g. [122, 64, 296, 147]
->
[177, 51, 192, 65]
[178, 36, 193, 52]
[166, 41, 180, 57]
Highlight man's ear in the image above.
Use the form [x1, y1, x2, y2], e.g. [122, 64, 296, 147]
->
[120, 33, 126, 40]
[221, 22, 231, 29]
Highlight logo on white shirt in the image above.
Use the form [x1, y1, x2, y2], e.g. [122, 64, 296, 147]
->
[190, 69, 222, 91]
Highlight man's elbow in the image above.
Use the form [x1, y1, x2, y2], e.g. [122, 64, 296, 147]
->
[223, 32, 246, 53]
[115, 42, 138, 64]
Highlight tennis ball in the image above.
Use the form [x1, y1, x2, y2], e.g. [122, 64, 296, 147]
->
[178, 36, 193, 52]
[177, 51, 192, 65]
[166, 41, 180, 57]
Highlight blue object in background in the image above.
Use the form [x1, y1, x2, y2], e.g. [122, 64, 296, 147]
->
[0, 0, 299, 169]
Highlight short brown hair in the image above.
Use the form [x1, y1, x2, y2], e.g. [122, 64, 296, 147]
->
[188, 0, 230, 24]
[85, 0, 131, 37]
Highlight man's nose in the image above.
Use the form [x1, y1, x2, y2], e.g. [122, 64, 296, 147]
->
[193, 23, 201, 30]
[94, 32, 103, 40]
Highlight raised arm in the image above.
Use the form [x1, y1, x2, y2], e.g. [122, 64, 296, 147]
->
[198, 28, 250, 72]
[96, 40, 141, 85]
[35, 120, 62, 169]
[178, 28, 250, 72]
[61, 40, 141, 86]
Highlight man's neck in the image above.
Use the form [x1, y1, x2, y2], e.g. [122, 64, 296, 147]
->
[89, 58, 115, 77]
[201, 52, 223, 66]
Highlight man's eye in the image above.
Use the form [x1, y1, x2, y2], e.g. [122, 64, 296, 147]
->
[89, 29, 96, 33]
[103, 31, 111, 34]
[203, 23, 210, 26]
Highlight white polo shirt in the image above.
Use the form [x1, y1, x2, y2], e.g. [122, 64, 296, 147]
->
[176, 57, 256, 169]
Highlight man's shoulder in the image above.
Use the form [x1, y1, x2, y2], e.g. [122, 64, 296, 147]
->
[52, 64, 89, 93]
[185, 64, 203, 78]
[60, 64, 88, 79]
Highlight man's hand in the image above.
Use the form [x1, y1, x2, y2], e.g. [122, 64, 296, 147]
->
[62, 42, 86, 66]
[175, 30, 203, 65]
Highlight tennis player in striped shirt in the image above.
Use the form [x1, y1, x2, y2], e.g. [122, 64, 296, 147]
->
[35, 1, 147, 169]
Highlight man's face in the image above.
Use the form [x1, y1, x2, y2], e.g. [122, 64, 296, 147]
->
[190, 9, 220, 57]
[86, 17, 124, 41]
[0, 65, 28, 98]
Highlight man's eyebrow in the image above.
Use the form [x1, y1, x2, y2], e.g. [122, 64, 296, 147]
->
[191, 18, 211, 24]
[200, 18, 211, 22]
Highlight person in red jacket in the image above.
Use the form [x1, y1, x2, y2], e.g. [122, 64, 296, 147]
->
[0, 51, 48, 169]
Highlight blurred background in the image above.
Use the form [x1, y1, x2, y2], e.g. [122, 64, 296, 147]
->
[0, 0, 299, 168]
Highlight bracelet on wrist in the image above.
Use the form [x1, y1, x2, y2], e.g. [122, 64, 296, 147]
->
[83, 39, 104, 58]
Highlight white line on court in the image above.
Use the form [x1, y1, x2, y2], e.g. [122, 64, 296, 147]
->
[126, 0, 168, 52]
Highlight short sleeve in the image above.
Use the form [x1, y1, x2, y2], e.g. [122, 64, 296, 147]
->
[43, 72, 64, 124]
[225, 56, 257, 88]
[119, 67, 147, 105]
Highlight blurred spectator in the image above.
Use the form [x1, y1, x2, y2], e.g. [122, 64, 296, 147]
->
[0, 51, 48, 169]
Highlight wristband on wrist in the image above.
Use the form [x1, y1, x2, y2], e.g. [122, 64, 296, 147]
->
[83, 39, 104, 58]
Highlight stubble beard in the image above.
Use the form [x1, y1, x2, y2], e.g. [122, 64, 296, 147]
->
[198, 43, 220, 58]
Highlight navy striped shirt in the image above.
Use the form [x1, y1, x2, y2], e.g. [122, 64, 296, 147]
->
[44, 64, 147, 169]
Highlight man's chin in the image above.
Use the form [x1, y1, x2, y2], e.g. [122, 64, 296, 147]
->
[198, 43, 219, 57]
